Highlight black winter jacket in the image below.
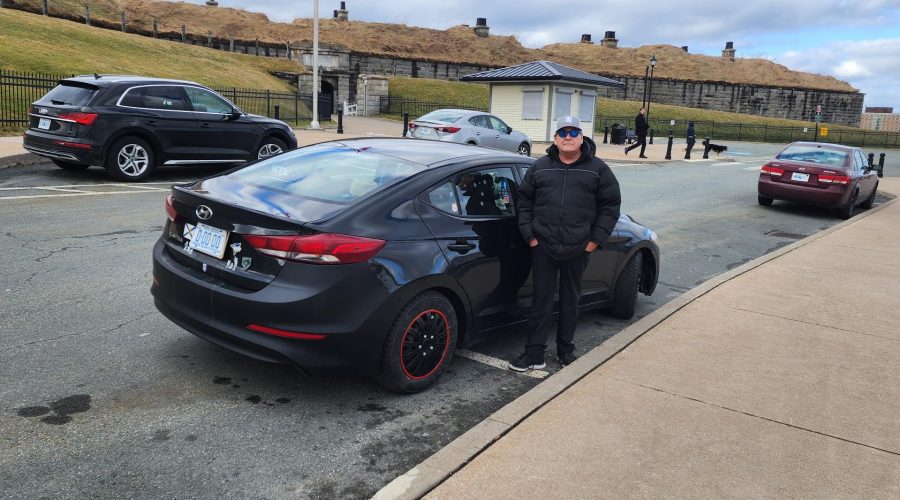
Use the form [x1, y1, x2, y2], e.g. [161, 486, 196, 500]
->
[635, 113, 649, 136]
[518, 137, 621, 260]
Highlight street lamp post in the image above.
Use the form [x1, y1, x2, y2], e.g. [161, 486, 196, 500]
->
[641, 65, 649, 109]
[646, 54, 657, 120]
[310, 0, 320, 129]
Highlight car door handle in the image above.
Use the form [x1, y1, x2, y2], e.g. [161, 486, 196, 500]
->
[200, 123, 212, 129]
[145, 120, 158, 127]
[447, 241, 476, 253]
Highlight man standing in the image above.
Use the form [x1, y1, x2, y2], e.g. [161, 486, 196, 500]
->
[509, 116, 621, 371]
[685, 121, 696, 159]
[625, 107, 649, 158]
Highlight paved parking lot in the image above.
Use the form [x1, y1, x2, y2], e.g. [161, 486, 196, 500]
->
[0, 139, 893, 498]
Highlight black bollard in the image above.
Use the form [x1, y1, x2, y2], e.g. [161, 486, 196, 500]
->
[273, 105, 280, 120]
[665, 130, 673, 160]
[649, 129, 654, 145]
[702, 137, 710, 159]
[868, 152, 875, 168]
[878, 153, 886, 177]
[684, 145, 692, 160]
[603, 126, 609, 144]
[402, 112, 409, 137]
[337, 109, 344, 134]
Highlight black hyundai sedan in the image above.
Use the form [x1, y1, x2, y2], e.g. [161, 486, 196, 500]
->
[24, 75, 297, 181]
[152, 138, 659, 393]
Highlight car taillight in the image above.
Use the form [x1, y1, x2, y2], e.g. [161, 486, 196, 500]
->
[242, 233, 386, 264]
[408, 123, 418, 129]
[57, 112, 98, 126]
[760, 164, 784, 176]
[164, 194, 181, 222]
[436, 126, 461, 134]
[246, 324, 326, 340]
[818, 174, 850, 185]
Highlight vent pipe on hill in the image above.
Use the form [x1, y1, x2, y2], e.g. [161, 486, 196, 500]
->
[601, 31, 618, 48]
[336, 1, 349, 21]
[474, 18, 490, 37]
[722, 41, 735, 61]
[581, 34, 593, 44]
[681, 45, 688, 52]
[205, 0, 218, 6]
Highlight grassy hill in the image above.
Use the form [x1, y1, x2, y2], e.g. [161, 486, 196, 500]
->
[0, 8, 305, 89]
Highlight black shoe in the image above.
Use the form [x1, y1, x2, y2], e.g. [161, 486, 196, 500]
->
[624, 147, 628, 156]
[508, 352, 546, 372]
[639, 155, 648, 158]
[557, 351, 577, 366]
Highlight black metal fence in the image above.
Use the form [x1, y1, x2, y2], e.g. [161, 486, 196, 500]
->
[598, 115, 900, 149]
[378, 96, 487, 117]
[0, 70, 322, 128]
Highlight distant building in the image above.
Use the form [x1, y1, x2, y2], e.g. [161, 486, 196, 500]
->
[860, 110, 900, 132]
[865, 106, 893, 113]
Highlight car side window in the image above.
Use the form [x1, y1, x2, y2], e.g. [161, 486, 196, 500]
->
[488, 116, 509, 134]
[138, 86, 188, 111]
[118, 87, 144, 107]
[184, 87, 234, 114]
[856, 151, 868, 170]
[454, 167, 517, 217]
[469, 115, 490, 129]
[427, 182, 460, 215]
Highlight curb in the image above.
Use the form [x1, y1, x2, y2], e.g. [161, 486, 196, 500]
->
[373, 192, 899, 500]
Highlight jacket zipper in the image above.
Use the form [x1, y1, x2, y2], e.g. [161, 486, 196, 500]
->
[558, 166, 567, 256]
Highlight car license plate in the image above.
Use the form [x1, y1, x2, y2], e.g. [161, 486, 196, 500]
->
[187, 222, 229, 259]
[791, 172, 810, 182]
[414, 127, 435, 138]
[38, 118, 51, 130]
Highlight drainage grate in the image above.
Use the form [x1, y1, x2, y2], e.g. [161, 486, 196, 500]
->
[765, 230, 808, 239]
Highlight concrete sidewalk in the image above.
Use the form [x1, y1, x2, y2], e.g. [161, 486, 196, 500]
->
[378, 178, 900, 499]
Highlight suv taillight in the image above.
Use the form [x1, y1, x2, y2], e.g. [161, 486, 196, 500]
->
[243, 233, 386, 264]
[57, 112, 98, 126]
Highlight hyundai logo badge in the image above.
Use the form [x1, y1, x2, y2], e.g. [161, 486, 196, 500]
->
[39, 108, 48, 114]
[196, 205, 213, 220]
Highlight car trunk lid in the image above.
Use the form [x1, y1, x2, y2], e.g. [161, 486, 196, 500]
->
[761, 160, 851, 189]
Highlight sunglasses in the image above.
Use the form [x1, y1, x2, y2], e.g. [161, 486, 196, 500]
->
[556, 128, 581, 138]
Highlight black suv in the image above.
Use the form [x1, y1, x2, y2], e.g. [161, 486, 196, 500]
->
[24, 75, 298, 181]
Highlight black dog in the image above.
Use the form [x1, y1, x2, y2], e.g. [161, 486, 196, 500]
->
[702, 139, 728, 155]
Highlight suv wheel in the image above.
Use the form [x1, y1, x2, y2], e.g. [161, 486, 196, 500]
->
[257, 137, 287, 160]
[106, 136, 154, 181]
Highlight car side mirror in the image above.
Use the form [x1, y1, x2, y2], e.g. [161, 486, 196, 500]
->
[506, 127, 512, 134]
[227, 108, 242, 120]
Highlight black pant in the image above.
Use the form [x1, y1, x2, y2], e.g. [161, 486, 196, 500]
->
[625, 134, 647, 156]
[525, 245, 590, 359]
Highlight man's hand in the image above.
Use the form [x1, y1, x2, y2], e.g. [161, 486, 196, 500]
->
[585, 241, 599, 252]
[529, 238, 538, 247]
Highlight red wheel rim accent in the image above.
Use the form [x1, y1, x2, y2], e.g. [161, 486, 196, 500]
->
[399, 308, 450, 381]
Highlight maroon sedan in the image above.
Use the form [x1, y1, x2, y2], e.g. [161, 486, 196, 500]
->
[758, 142, 881, 219]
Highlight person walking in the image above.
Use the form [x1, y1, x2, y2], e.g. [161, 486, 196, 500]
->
[625, 107, 649, 158]
[685, 121, 696, 159]
[509, 116, 621, 371]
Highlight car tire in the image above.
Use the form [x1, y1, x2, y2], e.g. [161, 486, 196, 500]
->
[105, 136, 154, 181]
[860, 184, 878, 209]
[377, 291, 458, 394]
[517, 142, 531, 156]
[609, 252, 642, 319]
[757, 195, 773, 206]
[837, 189, 858, 220]
[466, 141, 477, 146]
[256, 137, 287, 160]
[51, 159, 89, 171]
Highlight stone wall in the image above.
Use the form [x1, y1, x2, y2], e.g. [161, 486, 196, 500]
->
[605, 76, 863, 126]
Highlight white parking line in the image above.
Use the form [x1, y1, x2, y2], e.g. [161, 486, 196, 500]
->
[456, 349, 550, 379]
[743, 166, 763, 171]
[0, 183, 170, 200]
[712, 162, 735, 167]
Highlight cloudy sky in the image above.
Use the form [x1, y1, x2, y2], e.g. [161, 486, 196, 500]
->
[181, 0, 900, 110]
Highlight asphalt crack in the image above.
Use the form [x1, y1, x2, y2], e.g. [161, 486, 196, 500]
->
[0, 311, 157, 354]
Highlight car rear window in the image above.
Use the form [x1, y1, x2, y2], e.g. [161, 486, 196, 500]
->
[418, 110, 464, 123]
[776, 145, 849, 167]
[227, 143, 427, 203]
[41, 83, 97, 106]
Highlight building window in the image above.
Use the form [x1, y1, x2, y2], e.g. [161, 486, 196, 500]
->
[554, 88, 574, 119]
[579, 91, 596, 122]
[522, 89, 543, 120]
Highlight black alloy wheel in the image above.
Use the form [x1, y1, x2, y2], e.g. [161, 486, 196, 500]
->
[256, 137, 287, 160]
[838, 190, 858, 220]
[106, 136, 155, 181]
[609, 252, 642, 319]
[517, 143, 531, 156]
[378, 291, 458, 393]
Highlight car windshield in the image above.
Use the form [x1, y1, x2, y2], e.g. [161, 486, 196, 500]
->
[776, 145, 849, 167]
[226, 143, 427, 203]
[418, 110, 464, 123]
[41, 83, 97, 106]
